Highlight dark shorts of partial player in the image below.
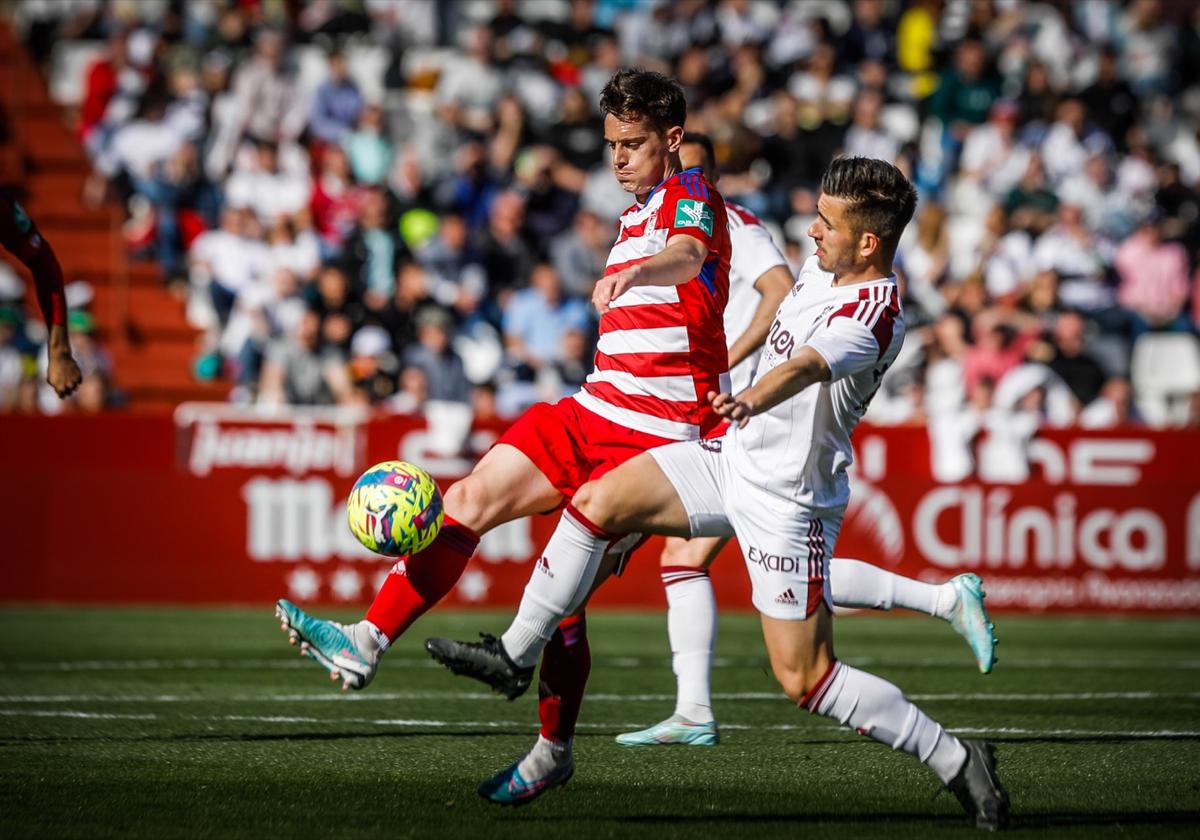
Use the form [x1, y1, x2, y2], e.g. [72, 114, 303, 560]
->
[494, 396, 674, 574]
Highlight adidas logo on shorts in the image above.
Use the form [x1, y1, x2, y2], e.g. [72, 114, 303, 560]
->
[774, 588, 798, 606]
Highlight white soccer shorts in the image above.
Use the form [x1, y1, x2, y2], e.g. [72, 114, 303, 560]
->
[649, 438, 842, 620]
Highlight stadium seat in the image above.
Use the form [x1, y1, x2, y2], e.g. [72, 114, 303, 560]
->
[1130, 332, 1200, 426]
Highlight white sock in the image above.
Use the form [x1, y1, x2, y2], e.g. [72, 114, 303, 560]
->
[516, 734, 572, 779]
[501, 506, 609, 669]
[809, 662, 967, 784]
[663, 567, 716, 723]
[830, 558, 957, 619]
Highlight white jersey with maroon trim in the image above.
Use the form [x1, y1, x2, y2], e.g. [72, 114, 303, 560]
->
[725, 202, 789, 392]
[726, 256, 905, 508]
[574, 167, 731, 441]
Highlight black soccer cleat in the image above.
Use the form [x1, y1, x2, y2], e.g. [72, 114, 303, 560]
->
[425, 633, 534, 701]
[947, 739, 1010, 831]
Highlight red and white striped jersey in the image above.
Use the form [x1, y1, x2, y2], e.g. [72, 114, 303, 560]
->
[727, 256, 905, 508]
[573, 167, 731, 441]
[725, 201, 789, 392]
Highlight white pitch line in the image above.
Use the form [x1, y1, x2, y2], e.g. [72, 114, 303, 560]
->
[1, 708, 1197, 739]
[0, 690, 1197, 705]
[7, 656, 1200, 673]
[0, 709, 157, 721]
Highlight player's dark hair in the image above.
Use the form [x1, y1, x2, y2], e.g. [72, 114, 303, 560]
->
[599, 68, 687, 134]
[820, 157, 917, 251]
[681, 131, 716, 169]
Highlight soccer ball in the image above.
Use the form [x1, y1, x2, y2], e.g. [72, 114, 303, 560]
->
[346, 460, 444, 556]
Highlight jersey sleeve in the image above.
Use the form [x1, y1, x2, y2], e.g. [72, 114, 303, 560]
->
[804, 285, 901, 381]
[729, 221, 788, 284]
[656, 175, 718, 252]
[0, 190, 66, 327]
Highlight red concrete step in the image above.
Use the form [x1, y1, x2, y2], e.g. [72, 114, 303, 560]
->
[90, 285, 194, 340]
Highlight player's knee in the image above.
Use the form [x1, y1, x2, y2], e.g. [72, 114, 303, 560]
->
[443, 476, 486, 531]
[771, 661, 823, 706]
[660, 537, 703, 569]
[571, 480, 621, 532]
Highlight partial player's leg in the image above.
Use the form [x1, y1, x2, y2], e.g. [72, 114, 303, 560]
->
[278, 442, 562, 690]
[427, 447, 698, 691]
[616, 534, 725, 747]
[427, 442, 726, 806]
[830, 559, 997, 673]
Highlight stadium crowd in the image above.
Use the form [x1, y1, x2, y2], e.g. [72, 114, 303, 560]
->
[3, 0, 1200, 440]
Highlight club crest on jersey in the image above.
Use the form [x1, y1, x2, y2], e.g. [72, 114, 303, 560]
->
[674, 199, 713, 236]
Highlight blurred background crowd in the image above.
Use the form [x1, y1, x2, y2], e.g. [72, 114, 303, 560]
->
[2, 0, 1200, 445]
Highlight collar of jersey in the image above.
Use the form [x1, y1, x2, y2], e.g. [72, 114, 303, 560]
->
[638, 166, 703, 209]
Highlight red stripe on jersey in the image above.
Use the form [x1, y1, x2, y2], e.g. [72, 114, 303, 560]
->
[594, 350, 695, 378]
[728, 201, 764, 227]
[582, 381, 696, 425]
[598, 303, 686, 334]
[614, 217, 652, 244]
[825, 285, 901, 360]
[603, 255, 652, 276]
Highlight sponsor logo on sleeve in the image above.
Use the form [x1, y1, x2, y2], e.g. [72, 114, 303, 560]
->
[674, 199, 714, 236]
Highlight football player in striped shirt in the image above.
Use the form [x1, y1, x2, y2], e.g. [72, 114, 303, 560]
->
[615, 137, 996, 749]
[276, 67, 734, 782]
[427, 159, 1008, 830]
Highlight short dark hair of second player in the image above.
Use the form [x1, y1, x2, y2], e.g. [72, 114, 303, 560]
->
[681, 132, 716, 169]
[600, 69, 687, 134]
[820, 157, 918, 250]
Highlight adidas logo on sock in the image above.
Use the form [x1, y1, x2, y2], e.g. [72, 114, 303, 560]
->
[537, 556, 554, 578]
[775, 588, 798, 606]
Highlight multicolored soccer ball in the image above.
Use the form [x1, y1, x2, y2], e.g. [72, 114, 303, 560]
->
[346, 460, 444, 556]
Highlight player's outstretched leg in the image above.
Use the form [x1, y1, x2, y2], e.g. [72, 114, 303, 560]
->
[766, 607, 1009, 831]
[276, 444, 559, 690]
[616, 536, 723, 747]
[830, 560, 998, 673]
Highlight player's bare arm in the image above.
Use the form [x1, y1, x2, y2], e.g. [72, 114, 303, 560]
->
[726, 264, 794, 369]
[592, 233, 707, 312]
[708, 345, 832, 427]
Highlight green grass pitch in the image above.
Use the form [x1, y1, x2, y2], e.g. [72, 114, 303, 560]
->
[1, 607, 1198, 838]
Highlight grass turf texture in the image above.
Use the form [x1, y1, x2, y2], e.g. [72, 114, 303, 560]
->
[1, 608, 1198, 838]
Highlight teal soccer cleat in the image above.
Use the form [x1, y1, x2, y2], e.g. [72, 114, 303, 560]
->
[478, 751, 574, 806]
[616, 714, 720, 747]
[947, 574, 997, 674]
[275, 599, 380, 691]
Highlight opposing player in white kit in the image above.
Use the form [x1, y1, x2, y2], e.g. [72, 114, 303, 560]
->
[429, 158, 1009, 830]
[616, 137, 997, 749]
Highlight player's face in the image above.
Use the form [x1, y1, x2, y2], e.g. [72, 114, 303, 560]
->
[809, 193, 863, 275]
[604, 114, 683, 199]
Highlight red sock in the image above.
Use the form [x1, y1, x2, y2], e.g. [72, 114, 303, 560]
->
[537, 613, 591, 743]
[365, 515, 479, 643]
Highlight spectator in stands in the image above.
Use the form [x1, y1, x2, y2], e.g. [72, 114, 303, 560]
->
[343, 104, 393, 186]
[340, 188, 405, 303]
[225, 139, 311, 227]
[416, 213, 488, 319]
[474, 190, 536, 312]
[502, 262, 590, 381]
[308, 264, 365, 355]
[1041, 97, 1115, 188]
[403, 306, 470, 405]
[1040, 311, 1109, 407]
[258, 308, 351, 407]
[309, 49, 363, 145]
[347, 324, 400, 405]
[189, 206, 272, 328]
[550, 208, 609, 299]
[310, 145, 363, 256]
[1115, 215, 1192, 334]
